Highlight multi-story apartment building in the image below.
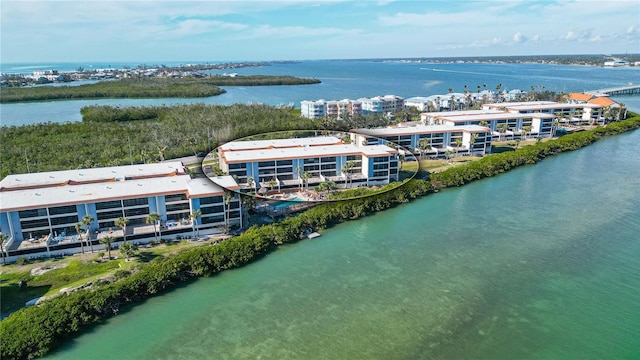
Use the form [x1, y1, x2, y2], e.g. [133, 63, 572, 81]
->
[0, 162, 242, 260]
[482, 101, 605, 125]
[300, 99, 363, 119]
[217, 136, 399, 191]
[352, 124, 493, 156]
[430, 112, 556, 139]
[300, 100, 327, 118]
[358, 95, 404, 114]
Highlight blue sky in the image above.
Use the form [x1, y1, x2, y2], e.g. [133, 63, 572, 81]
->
[1, 0, 638, 63]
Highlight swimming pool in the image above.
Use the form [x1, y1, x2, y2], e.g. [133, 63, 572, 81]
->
[272, 197, 306, 209]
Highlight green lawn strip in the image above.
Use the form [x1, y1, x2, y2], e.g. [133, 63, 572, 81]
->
[0, 241, 202, 315]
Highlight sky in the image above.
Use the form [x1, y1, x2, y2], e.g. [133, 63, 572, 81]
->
[1, 0, 639, 63]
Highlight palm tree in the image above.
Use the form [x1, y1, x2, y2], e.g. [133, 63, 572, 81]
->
[246, 176, 255, 191]
[146, 212, 161, 242]
[0, 232, 8, 264]
[497, 124, 509, 141]
[469, 133, 479, 155]
[268, 178, 277, 193]
[119, 242, 137, 261]
[190, 210, 202, 238]
[115, 217, 130, 243]
[522, 125, 532, 140]
[100, 236, 115, 260]
[417, 138, 431, 159]
[223, 192, 232, 233]
[551, 119, 559, 137]
[296, 166, 304, 191]
[341, 161, 356, 188]
[81, 215, 94, 252]
[75, 222, 85, 254]
[301, 172, 312, 191]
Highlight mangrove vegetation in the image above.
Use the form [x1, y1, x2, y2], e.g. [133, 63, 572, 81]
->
[0, 103, 389, 178]
[0, 75, 320, 103]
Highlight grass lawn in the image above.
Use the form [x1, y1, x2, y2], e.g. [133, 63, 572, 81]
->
[0, 239, 217, 317]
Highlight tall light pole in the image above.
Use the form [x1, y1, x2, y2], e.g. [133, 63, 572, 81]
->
[128, 136, 133, 165]
[24, 150, 30, 173]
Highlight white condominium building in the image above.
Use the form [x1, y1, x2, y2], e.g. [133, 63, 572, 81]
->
[430, 111, 556, 139]
[300, 99, 363, 119]
[483, 101, 606, 125]
[352, 124, 493, 156]
[358, 95, 404, 114]
[217, 136, 399, 190]
[0, 162, 242, 260]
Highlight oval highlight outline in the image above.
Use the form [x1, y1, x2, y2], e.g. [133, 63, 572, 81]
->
[204, 129, 419, 208]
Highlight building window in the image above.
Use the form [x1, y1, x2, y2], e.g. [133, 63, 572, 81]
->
[258, 161, 275, 167]
[96, 200, 122, 210]
[20, 218, 50, 229]
[50, 215, 79, 226]
[98, 210, 125, 220]
[48, 205, 77, 216]
[201, 205, 224, 214]
[166, 203, 189, 212]
[124, 206, 151, 217]
[18, 208, 48, 219]
[165, 194, 187, 203]
[199, 196, 223, 205]
[123, 197, 149, 207]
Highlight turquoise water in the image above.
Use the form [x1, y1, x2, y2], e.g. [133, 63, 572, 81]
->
[273, 197, 306, 209]
[47, 129, 640, 359]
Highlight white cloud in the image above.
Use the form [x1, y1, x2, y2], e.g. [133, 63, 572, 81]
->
[513, 32, 527, 43]
[170, 19, 248, 36]
[237, 25, 361, 40]
[1, 0, 639, 62]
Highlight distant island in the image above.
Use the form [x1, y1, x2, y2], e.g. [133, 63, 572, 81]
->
[0, 75, 321, 103]
[368, 54, 640, 67]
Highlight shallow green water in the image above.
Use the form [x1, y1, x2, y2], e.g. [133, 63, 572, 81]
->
[49, 130, 640, 359]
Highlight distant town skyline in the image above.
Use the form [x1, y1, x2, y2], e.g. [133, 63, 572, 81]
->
[1, 0, 639, 63]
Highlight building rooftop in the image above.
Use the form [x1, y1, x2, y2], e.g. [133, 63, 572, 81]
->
[438, 112, 556, 122]
[504, 102, 602, 111]
[352, 124, 491, 136]
[588, 96, 617, 107]
[0, 163, 230, 212]
[566, 92, 595, 102]
[202, 176, 240, 192]
[220, 143, 397, 164]
[422, 109, 504, 118]
[0, 161, 186, 192]
[483, 101, 557, 108]
[219, 136, 343, 152]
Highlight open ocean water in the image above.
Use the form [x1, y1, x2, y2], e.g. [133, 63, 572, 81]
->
[2, 60, 639, 359]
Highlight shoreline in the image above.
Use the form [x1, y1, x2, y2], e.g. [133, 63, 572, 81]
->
[1, 113, 639, 360]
